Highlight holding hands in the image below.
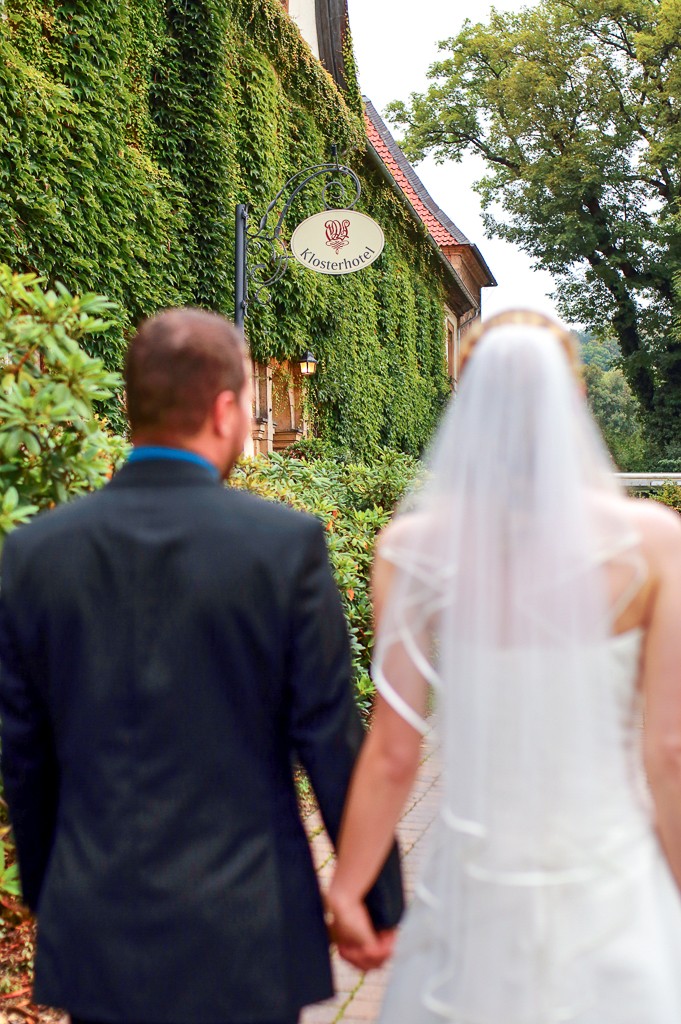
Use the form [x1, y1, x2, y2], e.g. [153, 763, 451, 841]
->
[323, 693, 422, 972]
[325, 890, 397, 971]
[324, 554, 424, 973]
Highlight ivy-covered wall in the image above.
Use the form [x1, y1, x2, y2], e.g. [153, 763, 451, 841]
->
[0, 0, 451, 456]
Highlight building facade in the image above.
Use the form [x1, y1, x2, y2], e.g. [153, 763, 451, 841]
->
[244, 0, 495, 456]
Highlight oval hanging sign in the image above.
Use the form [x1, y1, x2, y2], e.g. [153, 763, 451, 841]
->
[290, 209, 384, 275]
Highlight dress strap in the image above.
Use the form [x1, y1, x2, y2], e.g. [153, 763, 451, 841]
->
[608, 546, 648, 627]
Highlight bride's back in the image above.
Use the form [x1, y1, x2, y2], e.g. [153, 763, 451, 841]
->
[373, 313, 681, 1023]
[328, 311, 681, 1023]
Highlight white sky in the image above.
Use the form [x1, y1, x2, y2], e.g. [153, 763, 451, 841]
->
[346, 0, 566, 323]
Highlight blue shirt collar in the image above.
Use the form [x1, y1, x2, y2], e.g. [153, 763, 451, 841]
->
[128, 446, 220, 480]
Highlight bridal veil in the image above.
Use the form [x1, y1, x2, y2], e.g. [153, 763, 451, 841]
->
[373, 316, 648, 1023]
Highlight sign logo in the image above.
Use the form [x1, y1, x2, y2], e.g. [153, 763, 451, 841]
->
[325, 218, 351, 253]
[290, 209, 385, 275]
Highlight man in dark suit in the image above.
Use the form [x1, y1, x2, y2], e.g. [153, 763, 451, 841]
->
[0, 309, 403, 1024]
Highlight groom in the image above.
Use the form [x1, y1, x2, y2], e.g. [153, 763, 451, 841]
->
[0, 309, 403, 1024]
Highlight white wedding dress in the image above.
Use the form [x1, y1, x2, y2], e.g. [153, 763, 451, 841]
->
[372, 324, 681, 1023]
[378, 628, 681, 1024]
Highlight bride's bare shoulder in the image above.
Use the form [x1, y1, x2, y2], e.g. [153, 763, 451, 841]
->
[372, 514, 426, 607]
[627, 495, 681, 532]
[626, 496, 681, 561]
[374, 513, 425, 558]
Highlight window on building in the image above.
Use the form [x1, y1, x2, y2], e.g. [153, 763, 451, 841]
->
[445, 315, 460, 384]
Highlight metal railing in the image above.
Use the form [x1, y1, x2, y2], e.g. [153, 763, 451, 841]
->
[616, 473, 681, 488]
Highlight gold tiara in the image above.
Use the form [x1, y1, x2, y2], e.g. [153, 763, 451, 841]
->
[459, 310, 580, 378]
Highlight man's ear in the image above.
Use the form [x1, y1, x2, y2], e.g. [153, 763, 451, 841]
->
[213, 389, 237, 438]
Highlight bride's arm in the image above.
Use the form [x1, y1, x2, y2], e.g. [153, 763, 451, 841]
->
[639, 503, 681, 892]
[326, 694, 421, 957]
[326, 536, 423, 962]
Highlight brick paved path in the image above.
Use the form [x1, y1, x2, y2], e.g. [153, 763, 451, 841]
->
[301, 737, 441, 1024]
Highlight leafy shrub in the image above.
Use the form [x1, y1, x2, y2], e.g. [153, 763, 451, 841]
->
[0, 266, 128, 542]
[0, 821, 20, 899]
[650, 482, 681, 514]
[343, 450, 421, 512]
[281, 437, 346, 462]
[231, 450, 421, 715]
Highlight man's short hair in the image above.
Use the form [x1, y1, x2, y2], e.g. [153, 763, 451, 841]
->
[125, 309, 246, 436]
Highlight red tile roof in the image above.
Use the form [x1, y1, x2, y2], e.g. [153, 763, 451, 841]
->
[364, 99, 496, 287]
[364, 101, 465, 247]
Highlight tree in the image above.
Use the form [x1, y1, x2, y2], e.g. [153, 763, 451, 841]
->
[387, 0, 681, 457]
[583, 362, 647, 469]
[575, 331, 648, 468]
[578, 330, 621, 370]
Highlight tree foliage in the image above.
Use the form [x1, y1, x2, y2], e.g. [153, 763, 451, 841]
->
[388, 0, 681, 458]
[579, 330, 621, 370]
[583, 362, 646, 469]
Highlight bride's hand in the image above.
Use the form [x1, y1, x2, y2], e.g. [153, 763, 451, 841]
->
[325, 890, 397, 970]
[337, 926, 396, 972]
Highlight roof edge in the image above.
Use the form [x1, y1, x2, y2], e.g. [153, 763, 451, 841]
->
[365, 140, 478, 315]
[442, 243, 498, 289]
[364, 97, 496, 288]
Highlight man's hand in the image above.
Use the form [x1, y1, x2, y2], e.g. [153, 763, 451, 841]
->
[325, 893, 397, 971]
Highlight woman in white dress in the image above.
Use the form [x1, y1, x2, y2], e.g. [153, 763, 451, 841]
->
[326, 310, 681, 1023]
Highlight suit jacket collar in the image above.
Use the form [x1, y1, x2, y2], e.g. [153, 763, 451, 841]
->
[108, 458, 224, 489]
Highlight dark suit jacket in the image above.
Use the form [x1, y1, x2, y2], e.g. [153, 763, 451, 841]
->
[0, 459, 403, 1023]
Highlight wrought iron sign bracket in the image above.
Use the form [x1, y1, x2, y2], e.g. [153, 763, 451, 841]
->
[234, 146, 361, 329]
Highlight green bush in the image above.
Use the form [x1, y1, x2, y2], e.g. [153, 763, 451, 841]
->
[0, 265, 128, 543]
[650, 482, 681, 514]
[231, 450, 421, 715]
[281, 437, 344, 462]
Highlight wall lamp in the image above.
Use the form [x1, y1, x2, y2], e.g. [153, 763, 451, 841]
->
[299, 351, 318, 376]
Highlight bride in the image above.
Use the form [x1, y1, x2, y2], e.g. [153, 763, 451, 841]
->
[326, 310, 681, 1023]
